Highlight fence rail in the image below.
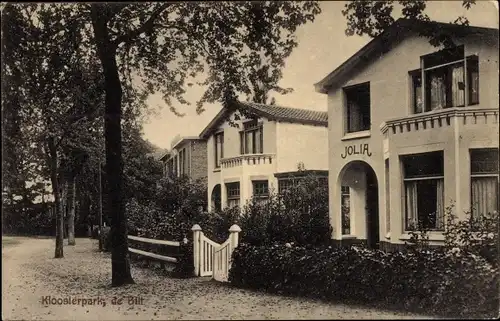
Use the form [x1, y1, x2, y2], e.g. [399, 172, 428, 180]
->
[127, 235, 179, 263]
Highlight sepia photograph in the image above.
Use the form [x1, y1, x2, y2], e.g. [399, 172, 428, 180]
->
[1, 1, 499, 320]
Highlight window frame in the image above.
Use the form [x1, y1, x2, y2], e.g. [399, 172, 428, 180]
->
[226, 182, 240, 208]
[343, 82, 371, 134]
[214, 131, 224, 169]
[240, 120, 264, 155]
[470, 148, 499, 218]
[341, 186, 351, 235]
[252, 180, 269, 199]
[412, 45, 479, 113]
[402, 151, 445, 231]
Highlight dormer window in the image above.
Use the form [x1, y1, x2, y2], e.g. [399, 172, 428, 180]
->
[411, 45, 479, 114]
[240, 119, 263, 154]
[344, 82, 371, 133]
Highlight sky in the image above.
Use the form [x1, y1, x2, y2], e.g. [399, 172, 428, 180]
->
[142, 0, 499, 150]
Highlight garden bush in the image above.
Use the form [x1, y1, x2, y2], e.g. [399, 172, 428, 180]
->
[229, 243, 499, 318]
[443, 204, 499, 266]
[236, 173, 331, 246]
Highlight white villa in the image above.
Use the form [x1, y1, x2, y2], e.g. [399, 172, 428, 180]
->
[199, 100, 329, 211]
[315, 19, 499, 250]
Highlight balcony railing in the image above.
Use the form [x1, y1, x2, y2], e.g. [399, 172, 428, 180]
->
[220, 153, 275, 169]
[380, 107, 499, 136]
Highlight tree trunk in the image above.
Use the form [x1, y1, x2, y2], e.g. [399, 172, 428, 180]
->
[61, 181, 69, 239]
[48, 137, 64, 258]
[62, 185, 68, 239]
[91, 6, 134, 286]
[68, 177, 76, 245]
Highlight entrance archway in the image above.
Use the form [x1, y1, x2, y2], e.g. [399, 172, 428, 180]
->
[211, 184, 221, 212]
[338, 161, 379, 249]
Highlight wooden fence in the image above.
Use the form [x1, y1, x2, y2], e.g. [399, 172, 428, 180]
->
[192, 224, 241, 282]
[126, 224, 242, 282]
[127, 235, 181, 263]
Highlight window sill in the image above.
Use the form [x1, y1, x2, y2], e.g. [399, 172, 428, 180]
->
[399, 232, 445, 242]
[341, 130, 371, 141]
[341, 235, 357, 239]
[213, 168, 221, 173]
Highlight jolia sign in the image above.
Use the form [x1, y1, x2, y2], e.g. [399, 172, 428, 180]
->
[341, 143, 372, 159]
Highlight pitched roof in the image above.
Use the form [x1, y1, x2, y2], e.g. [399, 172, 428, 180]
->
[158, 150, 170, 161]
[238, 101, 328, 126]
[171, 136, 204, 151]
[314, 18, 498, 94]
[199, 100, 327, 139]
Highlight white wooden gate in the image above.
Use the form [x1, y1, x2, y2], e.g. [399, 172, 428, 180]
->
[192, 224, 241, 282]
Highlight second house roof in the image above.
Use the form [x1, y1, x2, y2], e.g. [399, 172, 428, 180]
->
[199, 100, 328, 139]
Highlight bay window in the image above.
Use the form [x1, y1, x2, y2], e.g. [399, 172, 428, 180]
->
[403, 151, 444, 231]
[470, 149, 499, 218]
[411, 45, 479, 113]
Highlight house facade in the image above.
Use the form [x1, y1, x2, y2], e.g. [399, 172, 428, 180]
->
[160, 137, 208, 181]
[200, 101, 328, 211]
[315, 19, 499, 250]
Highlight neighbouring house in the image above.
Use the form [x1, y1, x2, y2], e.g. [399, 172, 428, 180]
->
[200, 100, 328, 211]
[159, 136, 208, 181]
[315, 19, 499, 250]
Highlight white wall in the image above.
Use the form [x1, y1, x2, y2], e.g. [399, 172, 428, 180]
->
[326, 30, 499, 244]
[276, 122, 328, 173]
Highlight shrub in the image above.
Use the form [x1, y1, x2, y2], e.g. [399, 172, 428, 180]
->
[443, 204, 499, 266]
[235, 173, 332, 246]
[229, 243, 499, 318]
[172, 238, 194, 278]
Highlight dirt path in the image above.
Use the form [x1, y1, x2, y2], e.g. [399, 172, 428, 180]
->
[2, 237, 435, 320]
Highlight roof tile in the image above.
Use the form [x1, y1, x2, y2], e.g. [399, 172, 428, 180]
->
[238, 101, 328, 126]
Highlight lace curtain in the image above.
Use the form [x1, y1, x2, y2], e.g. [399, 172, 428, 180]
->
[471, 177, 498, 217]
[405, 182, 418, 230]
[348, 102, 361, 132]
[451, 65, 465, 106]
[435, 180, 444, 230]
[429, 75, 446, 110]
[405, 179, 444, 230]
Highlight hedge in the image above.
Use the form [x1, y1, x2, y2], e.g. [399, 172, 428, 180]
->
[229, 243, 499, 318]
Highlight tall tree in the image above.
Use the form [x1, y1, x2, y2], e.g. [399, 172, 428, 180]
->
[1, 4, 105, 257]
[81, 2, 322, 286]
[342, 0, 478, 47]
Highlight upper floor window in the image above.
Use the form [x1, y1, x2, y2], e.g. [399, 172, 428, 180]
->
[411, 46, 479, 113]
[344, 82, 370, 133]
[470, 148, 498, 218]
[403, 151, 444, 231]
[214, 132, 224, 169]
[240, 120, 263, 154]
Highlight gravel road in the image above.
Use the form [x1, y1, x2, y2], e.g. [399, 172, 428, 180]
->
[2, 236, 435, 320]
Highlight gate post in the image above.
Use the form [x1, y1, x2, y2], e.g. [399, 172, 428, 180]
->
[192, 224, 202, 276]
[229, 224, 241, 252]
